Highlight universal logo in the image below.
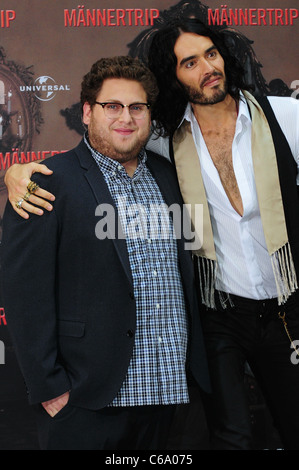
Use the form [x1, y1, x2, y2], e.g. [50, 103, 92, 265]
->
[20, 76, 71, 102]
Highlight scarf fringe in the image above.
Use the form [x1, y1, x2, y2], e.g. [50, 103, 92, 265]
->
[196, 257, 232, 309]
[196, 257, 216, 309]
[271, 242, 298, 305]
[197, 242, 298, 308]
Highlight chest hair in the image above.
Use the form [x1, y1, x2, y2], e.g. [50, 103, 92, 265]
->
[202, 127, 244, 216]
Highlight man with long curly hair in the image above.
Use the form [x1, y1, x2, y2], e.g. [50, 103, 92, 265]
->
[147, 18, 299, 450]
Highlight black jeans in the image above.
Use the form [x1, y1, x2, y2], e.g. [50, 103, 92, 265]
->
[201, 292, 299, 450]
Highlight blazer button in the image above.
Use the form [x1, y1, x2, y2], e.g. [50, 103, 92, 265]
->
[129, 292, 135, 300]
[126, 329, 134, 338]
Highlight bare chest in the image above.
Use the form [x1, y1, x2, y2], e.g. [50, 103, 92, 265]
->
[202, 127, 244, 216]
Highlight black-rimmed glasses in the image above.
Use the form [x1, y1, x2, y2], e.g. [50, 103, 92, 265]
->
[95, 102, 150, 119]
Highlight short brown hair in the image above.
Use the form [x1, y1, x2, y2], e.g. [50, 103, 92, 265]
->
[80, 56, 158, 110]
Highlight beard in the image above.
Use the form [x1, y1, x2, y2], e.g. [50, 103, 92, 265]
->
[90, 132, 148, 163]
[183, 72, 228, 106]
[88, 120, 151, 164]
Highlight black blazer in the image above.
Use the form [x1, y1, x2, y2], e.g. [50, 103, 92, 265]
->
[1, 139, 210, 409]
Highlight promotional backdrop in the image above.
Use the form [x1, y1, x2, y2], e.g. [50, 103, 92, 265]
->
[0, 0, 298, 450]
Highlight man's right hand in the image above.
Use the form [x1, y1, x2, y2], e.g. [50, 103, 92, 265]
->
[41, 391, 70, 417]
[4, 162, 55, 219]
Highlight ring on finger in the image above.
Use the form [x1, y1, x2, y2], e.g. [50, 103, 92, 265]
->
[23, 191, 31, 201]
[27, 181, 39, 194]
[15, 198, 24, 210]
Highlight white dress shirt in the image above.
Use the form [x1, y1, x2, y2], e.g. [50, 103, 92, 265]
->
[147, 95, 299, 300]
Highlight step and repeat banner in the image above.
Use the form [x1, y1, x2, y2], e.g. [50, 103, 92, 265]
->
[0, 0, 298, 450]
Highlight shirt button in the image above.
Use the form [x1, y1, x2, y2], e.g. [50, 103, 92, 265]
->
[153, 270, 157, 276]
[156, 303, 160, 309]
[158, 336, 163, 343]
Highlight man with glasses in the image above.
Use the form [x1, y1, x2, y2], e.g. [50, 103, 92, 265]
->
[1, 56, 210, 450]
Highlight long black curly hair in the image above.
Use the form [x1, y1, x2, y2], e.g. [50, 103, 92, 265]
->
[148, 18, 253, 137]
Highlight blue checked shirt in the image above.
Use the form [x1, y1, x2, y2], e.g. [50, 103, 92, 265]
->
[85, 135, 189, 406]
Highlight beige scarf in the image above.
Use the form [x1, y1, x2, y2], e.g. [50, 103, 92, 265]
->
[172, 91, 298, 307]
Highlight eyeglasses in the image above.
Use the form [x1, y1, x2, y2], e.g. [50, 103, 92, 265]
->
[95, 102, 150, 119]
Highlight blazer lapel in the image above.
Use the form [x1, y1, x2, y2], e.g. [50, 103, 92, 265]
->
[74, 141, 133, 285]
